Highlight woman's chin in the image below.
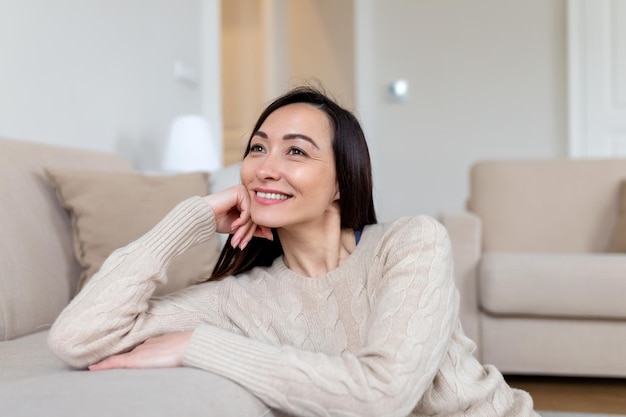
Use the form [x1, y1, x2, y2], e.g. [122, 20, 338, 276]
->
[250, 215, 282, 230]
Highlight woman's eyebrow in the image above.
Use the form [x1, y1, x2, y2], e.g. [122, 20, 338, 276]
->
[252, 130, 320, 150]
[283, 133, 319, 150]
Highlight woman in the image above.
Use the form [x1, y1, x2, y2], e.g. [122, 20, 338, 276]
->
[49, 87, 539, 416]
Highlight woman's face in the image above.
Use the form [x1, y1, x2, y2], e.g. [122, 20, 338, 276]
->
[240, 102, 338, 230]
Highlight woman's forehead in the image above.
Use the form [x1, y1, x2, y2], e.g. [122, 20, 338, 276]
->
[260, 103, 332, 141]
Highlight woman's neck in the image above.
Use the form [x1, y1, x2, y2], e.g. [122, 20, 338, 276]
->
[277, 220, 356, 279]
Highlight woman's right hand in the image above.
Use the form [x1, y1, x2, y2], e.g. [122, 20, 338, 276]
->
[202, 185, 273, 249]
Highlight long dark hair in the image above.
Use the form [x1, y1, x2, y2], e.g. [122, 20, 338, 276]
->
[209, 86, 377, 280]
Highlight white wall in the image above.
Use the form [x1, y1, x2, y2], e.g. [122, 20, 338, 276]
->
[0, 0, 219, 171]
[1, 0, 568, 218]
[356, 0, 568, 220]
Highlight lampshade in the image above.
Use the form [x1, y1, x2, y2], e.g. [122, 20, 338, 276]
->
[163, 115, 222, 172]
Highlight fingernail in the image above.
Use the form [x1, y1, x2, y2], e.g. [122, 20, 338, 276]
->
[240, 239, 248, 250]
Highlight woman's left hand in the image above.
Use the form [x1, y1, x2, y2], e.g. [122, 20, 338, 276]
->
[88, 331, 193, 371]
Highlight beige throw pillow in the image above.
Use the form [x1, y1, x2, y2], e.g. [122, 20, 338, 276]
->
[609, 180, 626, 252]
[45, 169, 221, 296]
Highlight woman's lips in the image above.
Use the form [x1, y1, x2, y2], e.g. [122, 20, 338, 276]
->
[256, 191, 291, 201]
[254, 190, 292, 204]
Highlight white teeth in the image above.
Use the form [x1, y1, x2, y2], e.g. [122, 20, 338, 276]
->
[257, 191, 290, 200]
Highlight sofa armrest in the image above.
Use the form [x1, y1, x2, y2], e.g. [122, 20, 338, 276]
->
[208, 163, 242, 194]
[0, 138, 133, 341]
[439, 211, 483, 358]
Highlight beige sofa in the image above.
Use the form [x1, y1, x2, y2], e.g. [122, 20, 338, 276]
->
[441, 159, 626, 378]
[0, 137, 274, 417]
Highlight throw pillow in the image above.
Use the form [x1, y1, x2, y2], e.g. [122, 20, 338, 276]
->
[609, 179, 626, 252]
[45, 169, 221, 296]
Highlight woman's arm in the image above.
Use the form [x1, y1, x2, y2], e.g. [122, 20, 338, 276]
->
[183, 216, 458, 417]
[49, 183, 274, 369]
[48, 195, 242, 368]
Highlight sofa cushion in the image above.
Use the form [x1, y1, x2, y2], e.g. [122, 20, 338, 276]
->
[0, 331, 70, 381]
[45, 169, 221, 296]
[0, 334, 271, 417]
[0, 138, 132, 341]
[468, 160, 626, 252]
[0, 359, 271, 417]
[479, 252, 626, 319]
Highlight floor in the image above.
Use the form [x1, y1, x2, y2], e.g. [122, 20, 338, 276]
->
[505, 375, 626, 415]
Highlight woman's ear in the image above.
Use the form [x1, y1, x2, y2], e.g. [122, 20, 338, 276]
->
[333, 185, 340, 201]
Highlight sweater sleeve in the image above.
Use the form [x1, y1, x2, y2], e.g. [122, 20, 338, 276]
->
[182, 216, 458, 417]
[48, 196, 224, 368]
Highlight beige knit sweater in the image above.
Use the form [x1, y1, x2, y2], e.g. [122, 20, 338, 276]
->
[49, 197, 539, 417]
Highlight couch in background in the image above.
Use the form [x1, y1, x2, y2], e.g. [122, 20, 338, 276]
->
[441, 159, 626, 378]
[0, 137, 270, 417]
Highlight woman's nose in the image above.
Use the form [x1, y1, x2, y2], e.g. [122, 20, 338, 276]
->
[256, 152, 281, 180]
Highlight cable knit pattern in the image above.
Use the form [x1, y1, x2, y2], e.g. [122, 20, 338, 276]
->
[49, 196, 539, 417]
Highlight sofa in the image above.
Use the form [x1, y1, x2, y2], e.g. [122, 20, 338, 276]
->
[0, 137, 276, 417]
[440, 159, 626, 378]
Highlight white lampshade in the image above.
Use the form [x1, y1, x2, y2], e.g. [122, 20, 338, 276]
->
[163, 115, 222, 172]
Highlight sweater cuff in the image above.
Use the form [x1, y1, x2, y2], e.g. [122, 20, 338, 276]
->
[138, 196, 217, 266]
[183, 324, 280, 391]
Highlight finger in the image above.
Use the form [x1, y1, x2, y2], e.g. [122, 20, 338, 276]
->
[239, 222, 260, 250]
[229, 195, 251, 231]
[231, 219, 253, 248]
[252, 225, 273, 241]
[230, 212, 250, 232]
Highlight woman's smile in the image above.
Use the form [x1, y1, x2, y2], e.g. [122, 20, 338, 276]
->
[255, 189, 292, 203]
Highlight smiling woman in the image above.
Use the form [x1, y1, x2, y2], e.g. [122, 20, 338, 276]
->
[48, 86, 541, 417]
[210, 87, 376, 280]
[243, 103, 338, 232]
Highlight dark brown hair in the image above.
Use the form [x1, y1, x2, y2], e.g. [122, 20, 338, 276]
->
[210, 86, 377, 280]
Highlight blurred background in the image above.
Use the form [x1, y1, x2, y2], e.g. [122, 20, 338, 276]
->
[1, 0, 623, 221]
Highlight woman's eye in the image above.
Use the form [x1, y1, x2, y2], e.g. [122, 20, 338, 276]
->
[288, 147, 307, 156]
[249, 144, 264, 153]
